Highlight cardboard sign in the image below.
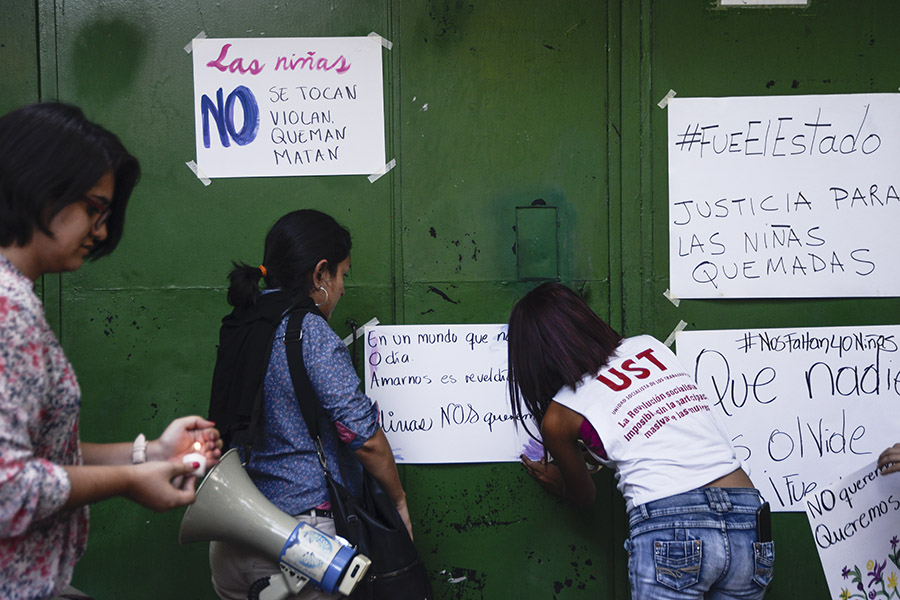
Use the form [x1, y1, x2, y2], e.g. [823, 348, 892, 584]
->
[676, 325, 900, 512]
[668, 93, 900, 298]
[363, 324, 542, 464]
[191, 36, 385, 178]
[804, 461, 900, 600]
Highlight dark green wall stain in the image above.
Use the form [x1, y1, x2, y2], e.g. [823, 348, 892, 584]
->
[71, 19, 146, 103]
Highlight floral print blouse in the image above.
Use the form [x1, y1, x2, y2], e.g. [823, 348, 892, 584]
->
[0, 255, 87, 600]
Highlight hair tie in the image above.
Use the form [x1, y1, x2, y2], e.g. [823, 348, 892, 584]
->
[258, 264, 267, 277]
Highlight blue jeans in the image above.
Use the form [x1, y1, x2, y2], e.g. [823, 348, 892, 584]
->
[625, 488, 774, 600]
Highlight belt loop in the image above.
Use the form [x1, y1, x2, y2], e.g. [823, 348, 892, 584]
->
[628, 502, 650, 528]
[704, 487, 733, 512]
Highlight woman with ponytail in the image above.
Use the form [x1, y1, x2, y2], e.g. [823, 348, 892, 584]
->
[207, 210, 411, 600]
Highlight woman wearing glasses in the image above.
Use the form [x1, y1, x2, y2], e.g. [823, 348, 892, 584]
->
[0, 103, 221, 600]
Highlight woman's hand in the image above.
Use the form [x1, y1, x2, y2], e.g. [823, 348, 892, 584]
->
[521, 454, 567, 497]
[149, 415, 222, 465]
[395, 497, 414, 541]
[125, 461, 199, 512]
[879, 443, 900, 475]
[354, 430, 414, 540]
[527, 402, 598, 506]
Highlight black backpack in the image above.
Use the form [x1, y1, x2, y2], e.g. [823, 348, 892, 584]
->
[208, 292, 320, 454]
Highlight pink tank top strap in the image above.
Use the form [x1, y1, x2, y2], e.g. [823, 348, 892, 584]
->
[578, 417, 608, 460]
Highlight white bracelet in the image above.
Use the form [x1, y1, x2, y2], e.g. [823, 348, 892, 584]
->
[132, 433, 147, 464]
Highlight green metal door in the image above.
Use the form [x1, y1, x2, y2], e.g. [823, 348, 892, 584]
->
[3, 1, 899, 598]
[394, 4, 618, 597]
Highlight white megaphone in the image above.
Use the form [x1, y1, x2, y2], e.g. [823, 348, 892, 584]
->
[179, 449, 371, 599]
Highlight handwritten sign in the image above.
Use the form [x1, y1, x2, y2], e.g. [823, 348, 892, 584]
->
[804, 461, 900, 599]
[363, 324, 541, 464]
[191, 37, 385, 178]
[668, 93, 900, 298]
[676, 325, 900, 512]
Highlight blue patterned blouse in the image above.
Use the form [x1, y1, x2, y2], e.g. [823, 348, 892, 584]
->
[244, 306, 379, 516]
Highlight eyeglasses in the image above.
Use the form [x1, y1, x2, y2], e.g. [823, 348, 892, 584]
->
[82, 196, 112, 233]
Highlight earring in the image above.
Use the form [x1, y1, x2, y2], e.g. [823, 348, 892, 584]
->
[314, 285, 329, 307]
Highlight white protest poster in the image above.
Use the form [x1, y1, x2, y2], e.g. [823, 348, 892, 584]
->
[363, 324, 543, 464]
[191, 36, 385, 178]
[804, 461, 900, 600]
[675, 325, 900, 512]
[667, 93, 900, 298]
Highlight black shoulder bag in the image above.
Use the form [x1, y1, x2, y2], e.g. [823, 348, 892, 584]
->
[284, 311, 433, 600]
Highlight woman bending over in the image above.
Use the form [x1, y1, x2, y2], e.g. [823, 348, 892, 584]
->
[507, 282, 774, 599]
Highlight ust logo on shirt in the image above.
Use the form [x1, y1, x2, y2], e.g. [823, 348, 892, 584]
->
[596, 348, 668, 392]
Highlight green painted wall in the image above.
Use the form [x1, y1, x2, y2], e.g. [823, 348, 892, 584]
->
[2, 0, 899, 597]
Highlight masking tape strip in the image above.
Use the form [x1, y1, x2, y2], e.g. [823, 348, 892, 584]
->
[368, 158, 396, 183]
[186, 161, 212, 186]
[343, 317, 380, 346]
[657, 89, 677, 109]
[664, 288, 681, 307]
[368, 31, 393, 50]
[664, 320, 688, 348]
[184, 31, 208, 54]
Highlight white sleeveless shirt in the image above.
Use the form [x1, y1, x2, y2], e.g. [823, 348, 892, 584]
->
[553, 335, 741, 510]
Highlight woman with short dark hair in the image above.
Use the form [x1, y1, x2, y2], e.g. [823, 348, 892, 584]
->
[508, 282, 774, 599]
[208, 209, 412, 600]
[0, 102, 138, 262]
[0, 102, 221, 600]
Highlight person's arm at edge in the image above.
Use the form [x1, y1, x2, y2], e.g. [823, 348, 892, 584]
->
[66, 417, 222, 512]
[353, 429, 412, 539]
[61, 461, 198, 512]
[80, 442, 132, 466]
[81, 416, 222, 466]
[522, 402, 596, 507]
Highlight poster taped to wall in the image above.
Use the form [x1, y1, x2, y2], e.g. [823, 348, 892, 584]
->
[363, 324, 542, 464]
[676, 325, 900, 512]
[667, 93, 900, 298]
[191, 36, 385, 178]
[803, 461, 900, 600]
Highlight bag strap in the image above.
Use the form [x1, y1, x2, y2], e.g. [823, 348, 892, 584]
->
[284, 309, 333, 474]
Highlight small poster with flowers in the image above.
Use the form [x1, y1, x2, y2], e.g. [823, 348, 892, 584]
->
[804, 460, 900, 599]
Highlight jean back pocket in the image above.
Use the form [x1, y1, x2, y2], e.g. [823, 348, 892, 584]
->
[753, 540, 775, 588]
[654, 539, 702, 591]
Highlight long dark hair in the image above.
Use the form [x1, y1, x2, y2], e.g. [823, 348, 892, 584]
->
[227, 209, 351, 308]
[0, 102, 140, 258]
[507, 282, 623, 432]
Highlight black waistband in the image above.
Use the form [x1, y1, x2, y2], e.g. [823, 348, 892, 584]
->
[298, 508, 334, 519]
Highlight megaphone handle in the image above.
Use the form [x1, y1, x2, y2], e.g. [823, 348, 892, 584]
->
[248, 568, 310, 600]
[247, 577, 274, 600]
[257, 577, 289, 600]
